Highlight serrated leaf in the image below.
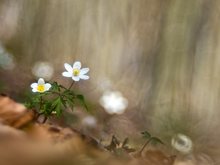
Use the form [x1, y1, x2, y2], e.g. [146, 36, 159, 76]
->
[51, 82, 60, 92]
[66, 97, 75, 111]
[64, 90, 75, 97]
[141, 131, 151, 139]
[55, 103, 62, 116]
[60, 97, 67, 108]
[76, 94, 88, 111]
[51, 97, 62, 116]
[150, 137, 164, 145]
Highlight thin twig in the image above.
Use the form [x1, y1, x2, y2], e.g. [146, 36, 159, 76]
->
[134, 138, 152, 157]
[42, 116, 48, 123]
[139, 138, 152, 154]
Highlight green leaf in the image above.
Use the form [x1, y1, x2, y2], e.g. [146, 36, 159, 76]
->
[51, 97, 62, 116]
[150, 137, 164, 145]
[63, 90, 75, 97]
[44, 101, 52, 112]
[24, 102, 32, 109]
[66, 97, 75, 111]
[55, 103, 62, 116]
[76, 94, 88, 111]
[62, 90, 76, 110]
[141, 131, 151, 139]
[51, 82, 60, 92]
[60, 97, 67, 108]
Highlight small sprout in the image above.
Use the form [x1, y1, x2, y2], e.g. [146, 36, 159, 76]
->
[135, 131, 164, 157]
[105, 135, 135, 156]
[62, 61, 89, 81]
[141, 131, 164, 146]
[30, 78, 51, 93]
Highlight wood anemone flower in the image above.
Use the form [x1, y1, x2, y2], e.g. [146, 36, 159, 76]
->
[62, 61, 89, 81]
[30, 78, 51, 93]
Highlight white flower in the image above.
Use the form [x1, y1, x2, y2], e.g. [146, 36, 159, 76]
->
[30, 78, 51, 93]
[171, 133, 193, 154]
[62, 61, 89, 81]
[99, 91, 128, 115]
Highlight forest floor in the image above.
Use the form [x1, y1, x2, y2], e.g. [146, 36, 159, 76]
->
[0, 95, 197, 165]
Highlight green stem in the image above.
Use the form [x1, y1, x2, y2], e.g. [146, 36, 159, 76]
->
[68, 81, 75, 90]
[39, 95, 43, 111]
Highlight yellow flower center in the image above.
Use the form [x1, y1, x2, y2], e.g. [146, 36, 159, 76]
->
[73, 69, 80, 76]
[37, 85, 45, 92]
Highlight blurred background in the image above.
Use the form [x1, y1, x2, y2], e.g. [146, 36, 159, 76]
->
[0, 0, 220, 164]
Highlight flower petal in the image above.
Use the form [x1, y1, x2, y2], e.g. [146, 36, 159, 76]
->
[30, 83, 38, 89]
[62, 71, 72, 77]
[73, 61, 81, 69]
[32, 88, 38, 92]
[45, 83, 51, 91]
[64, 63, 73, 72]
[38, 78, 45, 85]
[80, 68, 89, 75]
[72, 76, 80, 81]
[79, 74, 89, 80]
